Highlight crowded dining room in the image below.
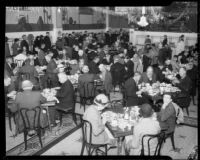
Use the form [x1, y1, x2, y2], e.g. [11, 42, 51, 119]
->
[4, 3, 198, 159]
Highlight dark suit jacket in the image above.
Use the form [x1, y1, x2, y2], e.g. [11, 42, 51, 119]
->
[78, 73, 97, 98]
[88, 61, 100, 74]
[157, 102, 176, 134]
[56, 80, 75, 109]
[46, 59, 58, 87]
[124, 78, 139, 106]
[13, 90, 48, 134]
[139, 72, 157, 85]
[20, 40, 29, 51]
[103, 71, 113, 95]
[110, 62, 126, 86]
[124, 60, 134, 80]
[38, 50, 46, 66]
[44, 36, 51, 50]
[142, 55, 151, 72]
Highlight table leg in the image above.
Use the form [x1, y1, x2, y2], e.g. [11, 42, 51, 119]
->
[117, 137, 123, 155]
[44, 106, 52, 132]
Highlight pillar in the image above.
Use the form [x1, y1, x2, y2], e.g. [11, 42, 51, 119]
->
[105, 7, 109, 31]
[51, 7, 63, 44]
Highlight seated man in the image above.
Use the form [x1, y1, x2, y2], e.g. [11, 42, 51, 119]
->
[12, 80, 48, 135]
[52, 72, 75, 126]
[124, 72, 148, 106]
[172, 67, 192, 114]
[88, 55, 100, 74]
[83, 94, 113, 144]
[110, 55, 126, 88]
[157, 93, 176, 134]
[56, 72, 75, 111]
[139, 66, 157, 85]
[124, 103, 161, 155]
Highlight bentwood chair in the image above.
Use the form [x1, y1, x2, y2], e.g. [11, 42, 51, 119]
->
[19, 106, 43, 150]
[15, 59, 25, 68]
[140, 131, 165, 156]
[80, 120, 108, 155]
[79, 82, 96, 112]
[56, 94, 83, 127]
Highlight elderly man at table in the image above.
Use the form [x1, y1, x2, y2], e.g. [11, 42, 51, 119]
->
[124, 103, 161, 155]
[11, 80, 48, 135]
[138, 66, 157, 85]
[124, 72, 149, 107]
[83, 94, 115, 145]
[53, 73, 75, 125]
[157, 93, 176, 134]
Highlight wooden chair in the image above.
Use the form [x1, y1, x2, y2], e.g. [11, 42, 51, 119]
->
[140, 131, 165, 156]
[78, 82, 96, 112]
[19, 106, 43, 150]
[80, 120, 108, 155]
[15, 59, 24, 68]
[56, 94, 83, 127]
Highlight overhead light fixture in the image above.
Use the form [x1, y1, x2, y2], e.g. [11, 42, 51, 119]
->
[58, 7, 61, 13]
[137, 7, 149, 27]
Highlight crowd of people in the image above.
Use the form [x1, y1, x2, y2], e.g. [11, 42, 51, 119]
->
[4, 29, 198, 155]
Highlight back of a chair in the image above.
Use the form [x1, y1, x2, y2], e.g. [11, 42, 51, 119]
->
[15, 59, 24, 68]
[79, 82, 96, 98]
[141, 131, 165, 156]
[82, 120, 93, 145]
[20, 72, 31, 81]
[19, 106, 41, 131]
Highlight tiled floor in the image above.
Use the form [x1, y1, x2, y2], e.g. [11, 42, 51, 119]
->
[6, 93, 198, 159]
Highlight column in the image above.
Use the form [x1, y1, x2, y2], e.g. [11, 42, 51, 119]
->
[51, 7, 63, 44]
[105, 7, 109, 31]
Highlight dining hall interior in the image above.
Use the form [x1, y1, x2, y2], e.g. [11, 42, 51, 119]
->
[4, 4, 198, 159]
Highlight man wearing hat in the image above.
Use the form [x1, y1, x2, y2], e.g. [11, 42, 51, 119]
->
[124, 103, 161, 155]
[83, 94, 114, 145]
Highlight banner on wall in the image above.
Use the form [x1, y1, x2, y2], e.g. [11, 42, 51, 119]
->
[79, 7, 93, 15]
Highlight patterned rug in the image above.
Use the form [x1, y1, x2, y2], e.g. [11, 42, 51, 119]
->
[6, 115, 81, 155]
[182, 116, 197, 128]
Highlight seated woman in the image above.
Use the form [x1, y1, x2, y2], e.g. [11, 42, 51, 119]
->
[98, 64, 113, 96]
[12, 80, 48, 135]
[83, 94, 114, 144]
[124, 103, 161, 155]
